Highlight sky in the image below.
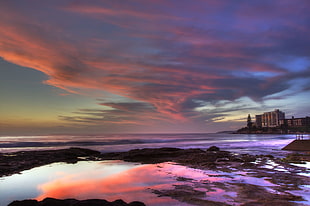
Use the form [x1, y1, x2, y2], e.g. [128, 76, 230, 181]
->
[1, 0, 310, 135]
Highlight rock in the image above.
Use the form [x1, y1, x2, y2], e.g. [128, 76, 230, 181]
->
[235, 183, 302, 206]
[282, 153, 310, 163]
[176, 176, 194, 181]
[128, 201, 146, 206]
[0, 148, 103, 177]
[101, 147, 206, 164]
[215, 157, 230, 162]
[207, 146, 220, 151]
[8, 198, 146, 206]
[101, 147, 258, 170]
[240, 154, 256, 162]
[8, 200, 38, 206]
[153, 184, 230, 206]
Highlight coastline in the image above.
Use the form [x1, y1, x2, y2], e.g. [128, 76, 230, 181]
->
[1, 147, 310, 206]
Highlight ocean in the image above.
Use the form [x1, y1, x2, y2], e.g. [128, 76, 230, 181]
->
[0, 133, 299, 157]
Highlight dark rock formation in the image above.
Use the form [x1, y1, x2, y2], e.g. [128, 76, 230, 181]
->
[207, 146, 220, 151]
[101, 147, 186, 163]
[100, 147, 256, 170]
[153, 185, 231, 206]
[8, 197, 145, 206]
[0, 148, 102, 177]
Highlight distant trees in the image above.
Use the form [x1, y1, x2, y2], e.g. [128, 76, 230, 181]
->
[247, 114, 253, 130]
[236, 114, 254, 133]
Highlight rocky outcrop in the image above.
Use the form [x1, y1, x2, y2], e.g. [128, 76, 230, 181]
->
[8, 197, 145, 206]
[0, 147, 102, 177]
[206, 146, 220, 151]
[0, 146, 278, 177]
[2, 147, 309, 206]
[100, 146, 261, 170]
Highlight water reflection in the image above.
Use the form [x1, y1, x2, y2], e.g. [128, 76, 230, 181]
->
[36, 162, 177, 204]
[0, 161, 187, 206]
[0, 160, 235, 206]
[1, 159, 309, 206]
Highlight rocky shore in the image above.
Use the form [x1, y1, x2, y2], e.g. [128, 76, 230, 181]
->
[8, 197, 145, 206]
[1, 147, 310, 206]
[0, 147, 102, 177]
[101, 147, 310, 205]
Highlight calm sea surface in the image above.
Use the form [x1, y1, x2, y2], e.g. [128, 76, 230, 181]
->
[0, 133, 309, 206]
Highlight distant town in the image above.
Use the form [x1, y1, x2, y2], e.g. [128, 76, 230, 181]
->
[237, 109, 310, 134]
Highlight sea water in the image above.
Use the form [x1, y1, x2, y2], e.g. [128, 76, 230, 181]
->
[0, 133, 309, 206]
[0, 133, 300, 157]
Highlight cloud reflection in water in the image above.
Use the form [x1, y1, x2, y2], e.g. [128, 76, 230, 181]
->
[35, 161, 184, 205]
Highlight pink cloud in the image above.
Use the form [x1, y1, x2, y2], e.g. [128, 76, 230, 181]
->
[65, 3, 182, 21]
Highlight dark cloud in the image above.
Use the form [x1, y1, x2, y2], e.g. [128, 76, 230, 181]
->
[99, 102, 155, 112]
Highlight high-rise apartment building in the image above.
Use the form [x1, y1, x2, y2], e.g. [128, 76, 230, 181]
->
[256, 109, 285, 128]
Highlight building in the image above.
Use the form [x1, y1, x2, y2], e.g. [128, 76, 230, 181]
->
[279, 116, 310, 133]
[243, 109, 309, 133]
[286, 116, 310, 127]
[262, 109, 285, 127]
[256, 109, 285, 128]
[255, 115, 262, 128]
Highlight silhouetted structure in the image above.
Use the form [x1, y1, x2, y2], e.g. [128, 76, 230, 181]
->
[247, 114, 253, 130]
[255, 115, 262, 129]
[279, 116, 310, 133]
[237, 109, 310, 134]
[287, 116, 310, 127]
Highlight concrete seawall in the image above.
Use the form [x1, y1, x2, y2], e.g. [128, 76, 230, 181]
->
[282, 140, 310, 151]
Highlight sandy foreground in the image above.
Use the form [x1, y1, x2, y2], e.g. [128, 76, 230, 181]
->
[0, 147, 309, 206]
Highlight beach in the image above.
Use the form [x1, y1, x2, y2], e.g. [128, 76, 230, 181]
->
[0, 134, 310, 206]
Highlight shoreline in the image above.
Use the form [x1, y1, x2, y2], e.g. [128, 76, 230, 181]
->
[1, 147, 310, 206]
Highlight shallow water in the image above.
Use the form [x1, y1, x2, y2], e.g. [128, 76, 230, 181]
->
[291, 162, 310, 177]
[1, 159, 309, 206]
[0, 160, 187, 206]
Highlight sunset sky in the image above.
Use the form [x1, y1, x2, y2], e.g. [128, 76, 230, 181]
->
[1, 0, 310, 135]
